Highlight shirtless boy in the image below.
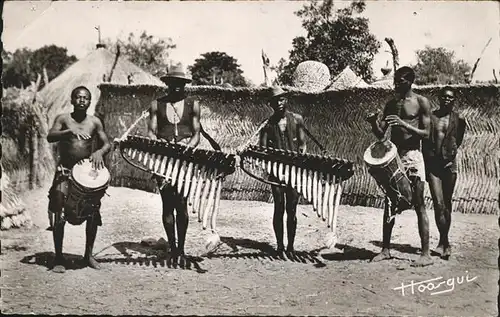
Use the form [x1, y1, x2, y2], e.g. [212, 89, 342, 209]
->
[47, 86, 111, 273]
[367, 67, 434, 267]
[259, 86, 307, 256]
[423, 86, 465, 259]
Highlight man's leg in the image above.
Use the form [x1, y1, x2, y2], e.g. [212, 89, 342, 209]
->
[51, 192, 66, 273]
[441, 170, 457, 258]
[285, 187, 299, 253]
[427, 171, 447, 255]
[83, 211, 102, 269]
[160, 185, 177, 257]
[175, 191, 189, 265]
[271, 185, 286, 252]
[411, 178, 433, 267]
[371, 196, 395, 262]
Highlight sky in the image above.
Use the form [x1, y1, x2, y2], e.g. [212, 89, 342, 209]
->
[3, 1, 499, 85]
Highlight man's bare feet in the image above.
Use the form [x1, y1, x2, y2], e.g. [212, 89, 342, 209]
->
[371, 249, 392, 262]
[85, 256, 102, 270]
[442, 246, 451, 259]
[434, 244, 444, 256]
[411, 255, 434, 267]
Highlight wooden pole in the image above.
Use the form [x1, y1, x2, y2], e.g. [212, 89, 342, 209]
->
[384, 38, 399, 71]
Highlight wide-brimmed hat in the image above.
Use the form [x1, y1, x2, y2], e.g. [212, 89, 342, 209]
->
[160, 64, 192, 84]
[270, 86, 289, 99]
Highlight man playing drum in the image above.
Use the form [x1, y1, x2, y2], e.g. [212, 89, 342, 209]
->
[148, 64, 201, 266]
[423, 87, 466, 259]
[259, 86, 307, 257]
[47, 86, 111, 273]
[367, 66, 434, 267]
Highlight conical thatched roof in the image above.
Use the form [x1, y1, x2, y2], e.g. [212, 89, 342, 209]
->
[370, 74, 394, 89]
[327, 66, 369, 91]
[41, 46, 164, 127]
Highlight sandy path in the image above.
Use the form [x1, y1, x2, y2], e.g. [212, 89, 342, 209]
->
[1, 185, 498, 316]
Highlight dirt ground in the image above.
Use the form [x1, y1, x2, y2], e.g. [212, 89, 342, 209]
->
[1, 184, 498, 316]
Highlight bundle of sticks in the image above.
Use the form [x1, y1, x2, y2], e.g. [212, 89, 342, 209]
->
[116, 135, 236, 233]
[238, 145, 354, 230]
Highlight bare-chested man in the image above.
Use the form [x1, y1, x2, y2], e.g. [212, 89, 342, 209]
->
[259, 86, 307, 257]
[148, 64, 201, 266]
[367, 66, 433, 267]
[423, 87, 465, 259]
[47, 86, 111, 273]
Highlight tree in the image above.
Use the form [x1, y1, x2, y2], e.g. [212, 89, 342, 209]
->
[103, 31, 176, 78]
[188, 51, 249, 87]
[2, 46, 77, 89]
[411, 46, 472, 85]
[277, 0, 380, 85]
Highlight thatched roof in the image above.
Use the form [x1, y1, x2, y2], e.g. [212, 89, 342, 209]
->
[41, 46, 164, 127]
[370, 74, 394, 89]
[327, 66, 369, 91]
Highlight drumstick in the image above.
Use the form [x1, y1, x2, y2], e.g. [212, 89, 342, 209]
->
[278, 162, 284, 182]
[313, 170, 319, 215]
[318, 172, 324, 220]
[284, 164, 290, 184]
[296, 166, 302, 194]
[327, 174, 336, 228]
[159, 156, 169, 176]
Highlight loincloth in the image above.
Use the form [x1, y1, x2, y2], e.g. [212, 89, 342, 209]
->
[400, 150, 426, 182]
[48, 166, 103, 226]
[425, 157, 457, 179]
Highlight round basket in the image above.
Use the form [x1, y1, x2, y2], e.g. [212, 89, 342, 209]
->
[292, 61, 331, 93]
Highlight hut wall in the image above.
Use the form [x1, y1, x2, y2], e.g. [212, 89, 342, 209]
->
[96, 84, 500, 215]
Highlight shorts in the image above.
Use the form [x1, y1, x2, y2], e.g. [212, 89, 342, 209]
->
[425, 157, 458, 180]
[400, 150, 426, 182]
[48, 166, 103, 226]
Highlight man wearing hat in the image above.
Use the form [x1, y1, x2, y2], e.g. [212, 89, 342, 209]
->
[259, 86, 307, 257]
[147, 63, 201, 266]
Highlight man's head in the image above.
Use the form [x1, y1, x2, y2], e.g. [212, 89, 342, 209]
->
[270, 86, 289, 115]
[394, 66, 415, 94]
[160, 64, 192, 97]
[71, 86, 91, 112]
[439, 86, 455, 112]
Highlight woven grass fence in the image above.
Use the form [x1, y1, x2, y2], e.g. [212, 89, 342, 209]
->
[2, 87, 56, 230]
[96, 83, 500, 215]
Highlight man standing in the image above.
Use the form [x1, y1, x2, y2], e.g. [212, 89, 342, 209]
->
[148, 64, 201, 266]
[47, 86, 111, 273]
[259, 86, 307, 257]
[367, 66, 434, 267]
[423, 87, 466, 259]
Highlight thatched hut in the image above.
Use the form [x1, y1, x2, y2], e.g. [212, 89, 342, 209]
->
[327, 66, 370, 91]
[40, 44, 164, 129]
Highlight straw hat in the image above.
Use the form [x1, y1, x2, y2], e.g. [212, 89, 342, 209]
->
[160, 64, 192, 84]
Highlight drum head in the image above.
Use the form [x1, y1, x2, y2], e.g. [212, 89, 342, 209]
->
[363, 140, 397, 167]
[72, 159, 110, 189]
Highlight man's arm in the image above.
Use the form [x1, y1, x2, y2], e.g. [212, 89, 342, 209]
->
[456, 113, 466, 147]
[47, 114, 86, 142]
[368, 106, 389, 140]
[296, 114, 307, 154]
[147, 100, 158, 140]
[94, 117, 111, 155]
[186, 100, 201, 148]
[386, 95, 431, 139]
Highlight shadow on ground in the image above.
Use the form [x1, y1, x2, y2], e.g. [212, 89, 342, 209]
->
[370, 240, 421, 255]
[92, 241, 208, 273]
[20, 252, 87, 271]
[204, 236, 328, 268]
[320, 244, 378, 261]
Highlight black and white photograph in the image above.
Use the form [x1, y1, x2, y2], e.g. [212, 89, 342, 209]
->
[1, 0, 499, 315]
